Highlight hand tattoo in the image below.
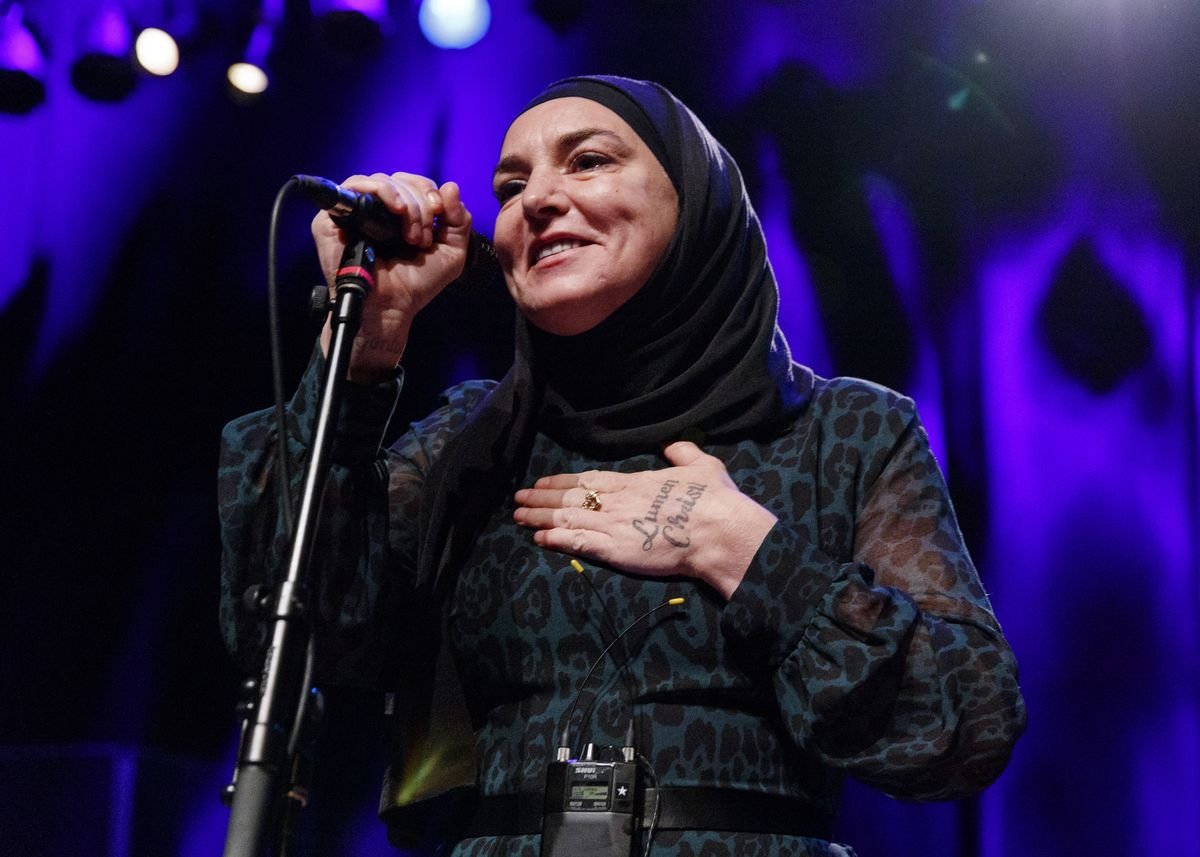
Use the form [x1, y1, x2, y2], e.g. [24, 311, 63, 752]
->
[630, 480, 707, 551]
[632, 479, 678, 551]
[662, 482, 706, 548]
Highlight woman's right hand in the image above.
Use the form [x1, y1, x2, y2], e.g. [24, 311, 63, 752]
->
[314, 172, 473, 383]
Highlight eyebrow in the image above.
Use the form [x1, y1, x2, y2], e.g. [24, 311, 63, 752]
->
[492, 127, 629, 178]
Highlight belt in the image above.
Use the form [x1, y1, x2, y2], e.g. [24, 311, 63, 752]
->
[458, 787, 832, 840]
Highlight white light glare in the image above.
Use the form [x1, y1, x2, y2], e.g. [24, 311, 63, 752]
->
[419, 0, 491, 49]
[135, 27, 180, 76]
[227, 20, 274, 96]
[228, 62, 268, 94]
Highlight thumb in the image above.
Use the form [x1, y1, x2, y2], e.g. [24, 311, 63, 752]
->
[662, 440, 710, 468]
[438, 181, 472, 237]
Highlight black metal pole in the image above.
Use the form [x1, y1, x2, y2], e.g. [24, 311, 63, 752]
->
[222, 239, 376, 857]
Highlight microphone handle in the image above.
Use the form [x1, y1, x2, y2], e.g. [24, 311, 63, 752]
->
[294, 174, 500, 289]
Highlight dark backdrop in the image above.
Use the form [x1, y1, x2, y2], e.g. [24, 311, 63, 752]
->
[2, 1, 1197, 854]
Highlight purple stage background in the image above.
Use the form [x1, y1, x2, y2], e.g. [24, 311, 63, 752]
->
[2, 1, 1197, 854]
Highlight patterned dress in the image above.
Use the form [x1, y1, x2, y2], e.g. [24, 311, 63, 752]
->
[219, 354, 1025, 857]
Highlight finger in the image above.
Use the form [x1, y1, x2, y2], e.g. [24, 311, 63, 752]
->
[514, 506, 606, 531]
[438, 181, 472, 235]
[515, 485, 608, 511]
[513, 487, 571, 509]
[343, 173, 438, 246]
[532, 526, 613, 562]
[392, 173, 446, 247]
[339, 172, 430, 204]
[531, 473, 581, 490]
[388, 179, 435, 246]
[533, 470, 620, 491]
[662, 440, 712, 468]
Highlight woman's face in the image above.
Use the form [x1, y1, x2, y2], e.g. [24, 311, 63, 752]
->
[492, 97, 679, 336]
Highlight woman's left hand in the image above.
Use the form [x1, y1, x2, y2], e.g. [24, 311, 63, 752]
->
[512, 441, 777, 600]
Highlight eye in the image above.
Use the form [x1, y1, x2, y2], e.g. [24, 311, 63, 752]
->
[571, 151, 611, 172]
[494, 178, 525, 203]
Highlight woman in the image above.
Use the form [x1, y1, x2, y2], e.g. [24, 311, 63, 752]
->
[220, 76, 1025, 856]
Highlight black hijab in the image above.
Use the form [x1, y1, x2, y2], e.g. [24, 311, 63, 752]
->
[415, 75, 810, 598]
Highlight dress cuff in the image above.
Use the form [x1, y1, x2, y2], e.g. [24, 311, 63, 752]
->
[289, 344, 403, 463]
[720, 522, 852, 668]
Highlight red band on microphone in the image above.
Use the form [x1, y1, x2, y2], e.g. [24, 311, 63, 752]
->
[335, 266, 376, 288]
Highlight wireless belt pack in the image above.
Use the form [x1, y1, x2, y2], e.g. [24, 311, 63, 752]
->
[541, 743, 640, 857]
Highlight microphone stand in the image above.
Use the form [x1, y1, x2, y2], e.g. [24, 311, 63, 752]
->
[222, 238, 377, 857]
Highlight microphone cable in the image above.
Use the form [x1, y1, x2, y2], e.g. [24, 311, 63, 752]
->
[557, 584, 686, 759]
[267, 177, 303, 542]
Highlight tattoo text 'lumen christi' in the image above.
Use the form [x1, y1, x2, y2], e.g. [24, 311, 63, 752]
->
[663, 482, 706, 547]
[632, 479, 677, 550]
[631, 480, 706, 550]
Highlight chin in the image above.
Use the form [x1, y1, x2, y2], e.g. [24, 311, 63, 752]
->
[523, 308, 605, 337]
[510, 284, 617, 337]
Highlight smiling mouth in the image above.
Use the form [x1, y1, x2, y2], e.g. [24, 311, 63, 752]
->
[532, 238, 586, 265]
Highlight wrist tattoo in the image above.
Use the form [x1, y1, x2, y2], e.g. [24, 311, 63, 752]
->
[357, 338, 398, 353]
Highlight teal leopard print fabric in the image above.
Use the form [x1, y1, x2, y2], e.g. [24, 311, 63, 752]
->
[219, 354, 1025, 856]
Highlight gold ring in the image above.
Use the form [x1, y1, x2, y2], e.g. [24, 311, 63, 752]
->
[581, 490, 602, 511]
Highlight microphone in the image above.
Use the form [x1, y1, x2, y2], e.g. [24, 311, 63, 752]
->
[293, 174, 499, 289]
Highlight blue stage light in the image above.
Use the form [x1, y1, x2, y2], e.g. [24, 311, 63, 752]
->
[71, 3, 138, 102]
[418, 0, 491, 50]
[0, 3, 46, 112]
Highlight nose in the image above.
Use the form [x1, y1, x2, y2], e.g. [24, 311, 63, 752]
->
[521, 166, 568, 222]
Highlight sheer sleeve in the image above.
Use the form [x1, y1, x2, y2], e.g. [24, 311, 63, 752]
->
[217, 346, 494, 689]
[721, 392, 1026, 801]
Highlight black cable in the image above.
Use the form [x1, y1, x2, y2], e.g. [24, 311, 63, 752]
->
[558, 594, 686, 756]
[268, 177, 303, 542]
[566, 559, 641, 742]
[636, 753, 662, 856]
[258, 178, 324, 854]
[286, 636, 316, 759]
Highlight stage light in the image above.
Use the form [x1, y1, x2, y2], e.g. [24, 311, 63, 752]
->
[312, 0, 388, 53]
[71, 3, 138, 102]
[134, 27, 179, 76]
[227, 19, 273, 96]
[418, 0, 490, 49]
[0, 3, 46, 113]
[135, 2, 201, 77]
[227, 60, 267, 94]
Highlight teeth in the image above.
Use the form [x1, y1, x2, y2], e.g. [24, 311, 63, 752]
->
[535, 239, 583, 263]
